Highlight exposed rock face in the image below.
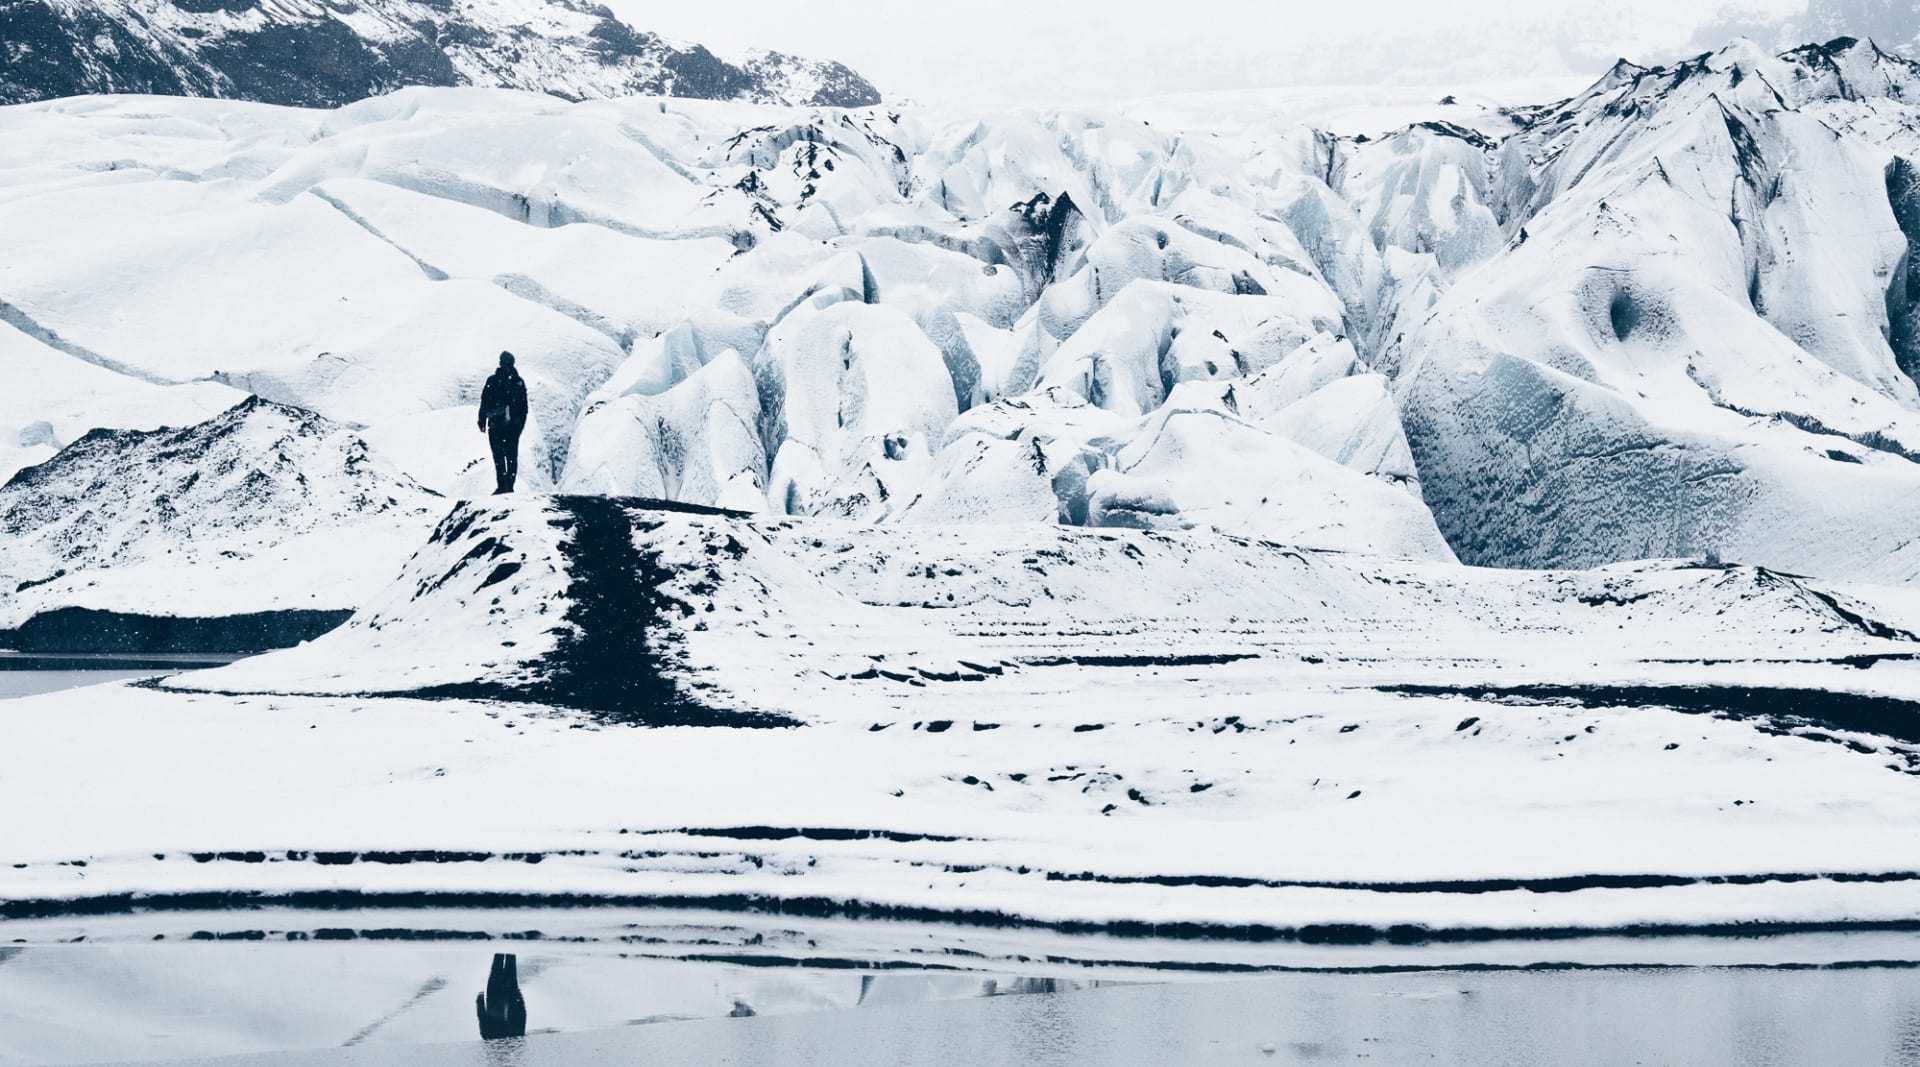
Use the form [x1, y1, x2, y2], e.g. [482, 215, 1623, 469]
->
[0, 0, 882, 108]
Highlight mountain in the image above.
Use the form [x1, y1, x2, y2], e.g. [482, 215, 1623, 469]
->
[1693, 0, 1920, 58]
[0, 396, 439, 631]
[0, 0, 882, 108]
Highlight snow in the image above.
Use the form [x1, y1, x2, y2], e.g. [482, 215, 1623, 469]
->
[6, 497, 1920, 938]
[560, 350, 767, 510]
[0, 398, 439, 628]
[9, 675, 1920, 935]
[0, 83, 1502, 564]
[1393, 40, 1920, 580]
[0, 318, 243, 485]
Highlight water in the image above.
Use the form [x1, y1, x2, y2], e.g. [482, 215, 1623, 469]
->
[199, 966, 1920, 1067]
[0, 670, 170, 698]
[402, 967, 1920, 1067]
[0, 940, 1123, 1065]
[2, 913, 1918, 1066]
[0, 655, 239, 699]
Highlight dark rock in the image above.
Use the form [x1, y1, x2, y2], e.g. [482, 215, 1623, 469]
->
[1, 607, 352, 655]
[0, 0, 882, 109]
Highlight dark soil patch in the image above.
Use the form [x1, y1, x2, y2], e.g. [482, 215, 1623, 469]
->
[417, 497, 795, 728]
[0, 607, 352, 655]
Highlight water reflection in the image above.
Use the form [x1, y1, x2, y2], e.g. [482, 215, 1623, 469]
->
[476, 953, 527, 1040]
[480, 1037, 529, 1067]
[0, 653, 242, 698]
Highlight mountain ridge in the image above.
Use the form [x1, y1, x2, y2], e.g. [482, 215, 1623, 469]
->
[0, 0, 883, 108]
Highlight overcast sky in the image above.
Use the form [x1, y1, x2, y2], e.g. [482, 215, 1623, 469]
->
[605, 0, 1834, 107]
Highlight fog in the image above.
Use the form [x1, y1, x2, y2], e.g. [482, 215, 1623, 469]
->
[594, 0, 1920, 106]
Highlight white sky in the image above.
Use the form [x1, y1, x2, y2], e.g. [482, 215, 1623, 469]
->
[606, 0, 1810, 107]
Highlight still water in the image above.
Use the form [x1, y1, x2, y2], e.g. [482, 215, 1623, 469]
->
[0, 933, 1916, 1066]
[195, 964, 1920, 1067]
[0, 656, 237, 698]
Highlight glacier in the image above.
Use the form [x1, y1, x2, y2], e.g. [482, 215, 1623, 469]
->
[11, 39, 1920, 593]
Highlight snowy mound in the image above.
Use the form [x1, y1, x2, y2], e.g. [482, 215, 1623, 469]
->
[0, 396, 440, 632]
[187, 494, 1920, 717]
[0, 0, 881, 108]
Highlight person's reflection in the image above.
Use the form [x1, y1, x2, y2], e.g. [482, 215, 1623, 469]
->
[476, 953, 528, 1040]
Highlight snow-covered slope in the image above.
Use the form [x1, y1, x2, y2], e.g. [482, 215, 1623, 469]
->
[0, 315, 243, 486]
[184, 495, 1920, 717]
[0, 0, 881, 108]
[0, 397, 440, 630]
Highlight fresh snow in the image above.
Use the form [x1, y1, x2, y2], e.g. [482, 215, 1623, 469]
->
[0, 398, 439, 629]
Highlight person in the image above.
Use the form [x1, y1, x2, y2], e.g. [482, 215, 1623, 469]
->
[477, 352, 528, 494]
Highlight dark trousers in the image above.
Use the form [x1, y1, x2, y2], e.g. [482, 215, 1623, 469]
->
[487, 422, 521, 493]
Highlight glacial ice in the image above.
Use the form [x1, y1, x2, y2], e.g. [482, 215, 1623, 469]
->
[12, 37, 1920, 616]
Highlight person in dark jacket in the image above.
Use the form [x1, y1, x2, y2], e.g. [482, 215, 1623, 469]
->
[477, 351, 529, 494]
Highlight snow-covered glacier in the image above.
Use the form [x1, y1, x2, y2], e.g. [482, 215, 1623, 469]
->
[10, 36, 1920, 961]
[12, 38, 1920, 596]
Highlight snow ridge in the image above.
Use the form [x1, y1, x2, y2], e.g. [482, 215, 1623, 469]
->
[183, 494, 1920, 721]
